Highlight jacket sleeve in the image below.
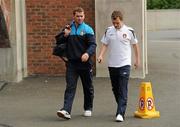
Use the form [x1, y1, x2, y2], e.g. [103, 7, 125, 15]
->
[86, 34, 96, 56]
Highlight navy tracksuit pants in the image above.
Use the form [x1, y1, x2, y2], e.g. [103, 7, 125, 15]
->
[62, 62, 94, 114]
[108, 65, 130, 117]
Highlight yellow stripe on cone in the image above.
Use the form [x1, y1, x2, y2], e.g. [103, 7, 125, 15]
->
[134, 82, 160, 118]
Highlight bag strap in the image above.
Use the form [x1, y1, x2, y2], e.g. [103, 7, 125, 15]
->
[60, 56, 68, 63]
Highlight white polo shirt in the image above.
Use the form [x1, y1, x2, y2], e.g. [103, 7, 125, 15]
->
[101, 24, 138, 67]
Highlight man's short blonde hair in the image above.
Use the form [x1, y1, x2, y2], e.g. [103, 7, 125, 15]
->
[73, 7, 84, 15]
[111, 11, 123, 21]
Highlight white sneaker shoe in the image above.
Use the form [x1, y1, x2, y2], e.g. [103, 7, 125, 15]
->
[57, 110, 71, 119]
[84, 110, 92, 117]
[116, 114, 124, 122]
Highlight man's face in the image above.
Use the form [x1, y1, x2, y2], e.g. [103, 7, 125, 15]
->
[112, 17, 122, 29]
[73, 11, 85, 25]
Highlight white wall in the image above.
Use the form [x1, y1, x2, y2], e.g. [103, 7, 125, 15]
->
[147, 9, 180, 31]
[0, 0, 27, 82]
[95, 0, 147, 78]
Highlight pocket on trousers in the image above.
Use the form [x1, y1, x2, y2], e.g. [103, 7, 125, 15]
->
[120, 66, 130, 78]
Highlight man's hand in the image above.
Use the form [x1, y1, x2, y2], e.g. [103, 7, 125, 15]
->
[81, 53, 89, 62]
[134, 60, 140, 69]
[64, 25, 71, 37]
[97, 55, 103, 63]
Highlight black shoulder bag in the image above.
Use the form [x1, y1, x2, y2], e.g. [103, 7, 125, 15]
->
[52, 30, 68, 62]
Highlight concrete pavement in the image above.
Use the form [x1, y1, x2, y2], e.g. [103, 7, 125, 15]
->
[0, 30, 180, 127]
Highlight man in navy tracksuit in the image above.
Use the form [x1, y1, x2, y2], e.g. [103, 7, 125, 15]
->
[57, 7, 96, 120]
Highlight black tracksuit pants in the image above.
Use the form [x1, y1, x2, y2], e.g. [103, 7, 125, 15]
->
[108, 65, 130, 117]
[62, 62, 94, 114]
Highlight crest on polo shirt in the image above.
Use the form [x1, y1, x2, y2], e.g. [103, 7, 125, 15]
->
[123, 33, 127, 38]
[80, 31, 85, 36]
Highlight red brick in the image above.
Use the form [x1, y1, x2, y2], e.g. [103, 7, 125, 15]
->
[26, 0, 95, 76]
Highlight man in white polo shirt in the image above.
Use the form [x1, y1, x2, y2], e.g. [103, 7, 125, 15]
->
[97, 10, 140, 122]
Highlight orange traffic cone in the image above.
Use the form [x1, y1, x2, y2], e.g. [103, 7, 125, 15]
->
[134, 82, 160, 118]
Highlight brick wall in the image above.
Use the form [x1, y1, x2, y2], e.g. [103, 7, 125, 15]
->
[26, 0, 95, 76]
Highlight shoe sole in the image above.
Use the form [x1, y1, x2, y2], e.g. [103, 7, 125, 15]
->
[84, 114, 92, 117]
[83, 114, 92, 117]
[116, 120, 123, 122]
[57, 112, 71, 120]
